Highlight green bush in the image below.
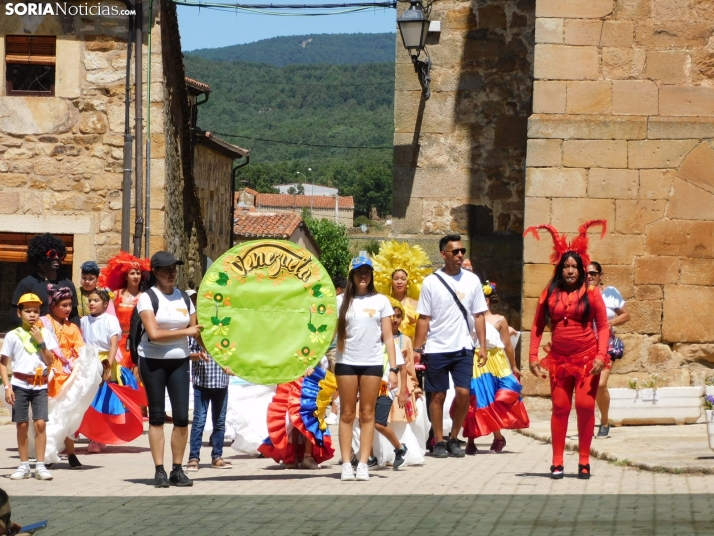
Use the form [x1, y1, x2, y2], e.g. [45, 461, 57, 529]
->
[305, 217, 351, 281]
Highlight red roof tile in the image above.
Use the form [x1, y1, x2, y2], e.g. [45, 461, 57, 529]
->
[256, 193, 354, 210]
[233, 212, 303, 238]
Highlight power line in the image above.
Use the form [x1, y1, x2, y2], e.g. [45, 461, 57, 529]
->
[210, 131, 392, 149]
[173, 0, 396, 16]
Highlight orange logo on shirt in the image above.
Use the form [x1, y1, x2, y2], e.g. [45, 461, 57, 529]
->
[363, 308, 376, 317]
[176, 308, 189, 316]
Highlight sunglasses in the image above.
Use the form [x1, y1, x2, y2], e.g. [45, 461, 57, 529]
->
[587, 271, 601, 277]
[444, 248, 467, 256]
[0, 512, 10, 527]
[46, 249, 66, 261]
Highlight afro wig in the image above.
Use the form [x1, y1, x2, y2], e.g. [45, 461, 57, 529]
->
[27, 233, 67, 267]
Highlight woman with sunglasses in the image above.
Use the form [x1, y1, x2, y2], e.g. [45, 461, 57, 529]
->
[12, 233, 79, 327]
[587, 262, 630, 439]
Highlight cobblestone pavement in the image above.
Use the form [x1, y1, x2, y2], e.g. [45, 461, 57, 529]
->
[1, 424, 712, 536]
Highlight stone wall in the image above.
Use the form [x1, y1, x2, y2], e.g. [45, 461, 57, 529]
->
[194, 143, 233, 262]
[393, 0, 535, 327]
[522, 0, 714, 395]
[0, 1, 167, 278]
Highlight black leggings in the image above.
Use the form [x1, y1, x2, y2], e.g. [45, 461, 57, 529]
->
[139, 357, 190, 427]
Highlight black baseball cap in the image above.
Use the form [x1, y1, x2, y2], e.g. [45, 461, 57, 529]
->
[150, 251, 185, 268]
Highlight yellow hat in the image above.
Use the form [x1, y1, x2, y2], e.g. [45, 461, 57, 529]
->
[17, 293, 42, 306]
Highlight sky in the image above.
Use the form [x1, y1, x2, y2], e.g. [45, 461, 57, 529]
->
[176, 2, 397, 51]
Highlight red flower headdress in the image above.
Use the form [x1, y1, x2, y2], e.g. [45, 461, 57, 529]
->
[523, 220, 607, 269]
[98, 251, 151, 292]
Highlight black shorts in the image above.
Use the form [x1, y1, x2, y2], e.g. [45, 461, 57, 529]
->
[423, 348, 474, 393]
[334, 363, 383, 377]
[375, 395, 393, 426]
[12, 386, 48, 423]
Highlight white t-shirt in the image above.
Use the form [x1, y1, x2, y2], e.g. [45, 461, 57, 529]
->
[136, 288, 195, 359]
[81, 313, 122, 352]
[602, 286, 625, 322]
[417, 269, 488, 353]
[382, 335, 406, 383]
[1, 328, 58, 391]
[335, 293, 393, 366]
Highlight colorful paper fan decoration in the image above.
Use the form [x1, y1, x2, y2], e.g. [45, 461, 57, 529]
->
[98, 251, 151, 292]
[197, 240, 337, 385]
[523, 220, 607, 270]
[372, 240, 432, 301]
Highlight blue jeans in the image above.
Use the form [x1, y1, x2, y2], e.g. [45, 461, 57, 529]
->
[189, 385, 228, 461]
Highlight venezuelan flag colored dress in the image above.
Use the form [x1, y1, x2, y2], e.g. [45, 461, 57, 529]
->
[463, 321, 529, 438]
[258, 364, 337, 465]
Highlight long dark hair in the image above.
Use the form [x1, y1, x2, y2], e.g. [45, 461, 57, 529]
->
[545, 251, 590, 326]
[336, 268, 376, 351]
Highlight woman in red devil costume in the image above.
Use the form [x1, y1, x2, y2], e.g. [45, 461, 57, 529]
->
[525, 220, 610, 480]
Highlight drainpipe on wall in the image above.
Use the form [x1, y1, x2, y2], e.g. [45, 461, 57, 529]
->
[231, 156, 250, 246]
[144, 0, 155, 258]
[132, 0, 144, 257]
[120, 1, 135, 251]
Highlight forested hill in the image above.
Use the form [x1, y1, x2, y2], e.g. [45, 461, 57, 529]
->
[186, 33, 396, 66]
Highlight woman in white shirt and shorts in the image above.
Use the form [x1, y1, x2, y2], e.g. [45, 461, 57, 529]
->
[335, 256, 397, 482]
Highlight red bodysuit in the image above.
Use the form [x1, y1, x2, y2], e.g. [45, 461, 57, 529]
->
[529, 285, 609, 467]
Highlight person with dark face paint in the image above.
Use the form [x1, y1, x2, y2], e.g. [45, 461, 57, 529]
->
[11, 234, 79, 327]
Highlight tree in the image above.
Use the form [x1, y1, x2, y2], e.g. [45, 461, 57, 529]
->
[304, 216, 351, 281]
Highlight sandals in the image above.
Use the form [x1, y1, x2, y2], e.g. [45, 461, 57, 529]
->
[186, 459, 199, 472]
[550, 465, 564, 479]
[211, 458, 233, 469]
[578, 464, 591, 480]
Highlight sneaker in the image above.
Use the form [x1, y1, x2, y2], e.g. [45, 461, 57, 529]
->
[355, 462, 369, 481]
[432, 441, 448, 458]
[340, 463, 355, 481]
[393, 444, 408, 471]
[578, 464, 591, 480]
[596, 425, 610, 439]
[154, 469, 170, 488]
[301, 456, 320, 470]
[169, 467, 193, 487]
[9, 464, 31, 480]
[446, 437, 465, 458]
[87, 440, 101, 454]
[325, 413, 339, 426]
[465, 442, 478, 456]
[367, 456, 378, 468]
[67, 454, 82, 469]
[489, 437, 507, 453]
[34, 463, 53, 481]
[550, 464, 564, 480]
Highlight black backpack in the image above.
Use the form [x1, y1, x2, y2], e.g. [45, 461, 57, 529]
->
[128, 288, 193, 365]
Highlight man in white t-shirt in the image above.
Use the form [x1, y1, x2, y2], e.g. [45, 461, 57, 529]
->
[414, 234, 488, 459]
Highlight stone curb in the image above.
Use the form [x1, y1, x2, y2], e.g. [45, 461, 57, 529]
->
[514, 428, 714, 476]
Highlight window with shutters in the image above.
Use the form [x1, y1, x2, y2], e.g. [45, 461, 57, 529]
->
[5, 35, 56, 96]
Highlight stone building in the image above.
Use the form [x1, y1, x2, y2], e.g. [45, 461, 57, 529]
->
[394, 0, 714, 397]
[245, 192, 355, 227]
[0, 0, 243, 332]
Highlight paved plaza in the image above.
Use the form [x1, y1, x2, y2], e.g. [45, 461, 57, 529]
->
[1, 423, 712, 536]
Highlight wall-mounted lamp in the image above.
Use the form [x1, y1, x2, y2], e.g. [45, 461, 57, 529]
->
[397, 0, 432, 99]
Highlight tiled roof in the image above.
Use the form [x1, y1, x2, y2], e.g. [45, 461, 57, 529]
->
[186, 76, 211, 95]
[256, 193, 354, 210]
[196, 130, 250, 159]
[233, 212, 303, 238]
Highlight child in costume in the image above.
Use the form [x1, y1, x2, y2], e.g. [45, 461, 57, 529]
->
[1, 293, 57, 480]
[462, 281, 529, 455]
[79, 288, 147, 452]
[78, 261, 115, 318]
[526, 221, 610, 480]
[38, 284, 101, 468]
[258, 356, 337, 469]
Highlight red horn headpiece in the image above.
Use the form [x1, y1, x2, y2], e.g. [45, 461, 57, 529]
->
[523, 220, 607, 269]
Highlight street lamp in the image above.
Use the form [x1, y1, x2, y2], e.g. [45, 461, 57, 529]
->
[397, 0, 432, 99]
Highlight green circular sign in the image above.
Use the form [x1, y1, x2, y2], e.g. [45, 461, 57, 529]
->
[197, 239, 337, 385]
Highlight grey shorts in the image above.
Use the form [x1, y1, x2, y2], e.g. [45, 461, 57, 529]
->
[12, 386, 49, 423]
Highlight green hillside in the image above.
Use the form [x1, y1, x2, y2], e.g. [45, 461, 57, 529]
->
[186, 32, 396, 66]
[182, 36, 396, 219]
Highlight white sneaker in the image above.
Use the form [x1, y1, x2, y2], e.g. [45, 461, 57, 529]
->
[355, 462, 369, 481]
[34, 463, 53, 481]
[325, 413, 339, 426]
[340, 463, 355, 481]
[10, 464, 30, 480]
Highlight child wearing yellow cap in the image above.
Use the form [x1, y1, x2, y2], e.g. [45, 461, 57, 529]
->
[0, 293, 58, 480]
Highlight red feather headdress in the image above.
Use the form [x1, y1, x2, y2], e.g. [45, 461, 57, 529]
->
[98, 251, 151, 292]
[523, 220, 607, 269]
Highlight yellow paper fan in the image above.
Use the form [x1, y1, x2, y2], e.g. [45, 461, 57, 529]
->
[372, 240, 432, 301]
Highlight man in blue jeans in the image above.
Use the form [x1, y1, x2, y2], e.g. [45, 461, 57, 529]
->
[186, 292, 234, 470]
